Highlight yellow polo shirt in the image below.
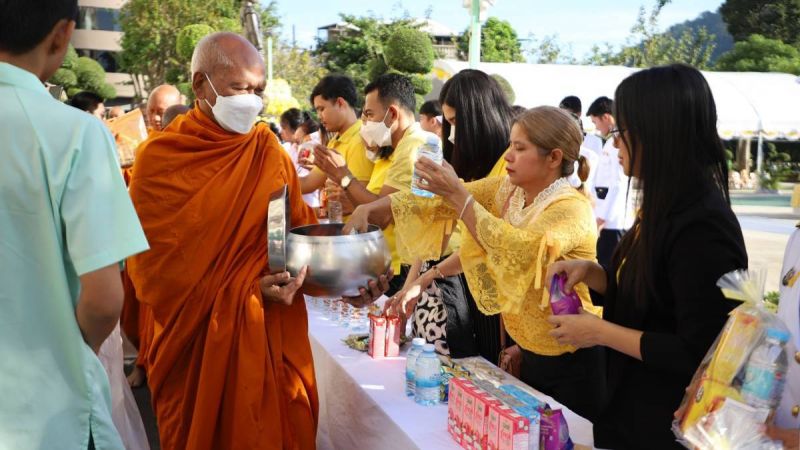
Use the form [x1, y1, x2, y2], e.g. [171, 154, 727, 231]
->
[366, 123, 429, 273]
[323, 120, 374, 183]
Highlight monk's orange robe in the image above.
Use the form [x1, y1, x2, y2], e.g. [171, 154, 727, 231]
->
[128, 106, 318, 450]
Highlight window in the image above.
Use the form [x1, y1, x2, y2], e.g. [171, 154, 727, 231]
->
[77, 7, 121, 32]
[77, 49, 119, 73]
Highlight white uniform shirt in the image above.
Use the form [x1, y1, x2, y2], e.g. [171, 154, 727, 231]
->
[583, 133, 603, 154]
[568, 146, 600, 210]
[283, 137, 321, 208]
[593, 138, 634, 230]
[777, 227, 800, 430]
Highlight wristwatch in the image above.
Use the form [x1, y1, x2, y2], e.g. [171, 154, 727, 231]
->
[340, 174, 353, 190]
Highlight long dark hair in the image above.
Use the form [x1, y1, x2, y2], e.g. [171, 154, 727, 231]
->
[440, 70, 513, 181]
[612, 64, 729, 312]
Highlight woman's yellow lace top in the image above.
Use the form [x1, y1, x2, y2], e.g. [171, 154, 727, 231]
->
[390, 176, 600, 356]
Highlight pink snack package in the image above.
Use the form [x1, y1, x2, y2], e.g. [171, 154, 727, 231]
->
[368, 314, 386, 359]
[539, 408, 574, 450]
[472, 390, 503, 450]
[549, 273, 581, 316]
[385, 315, 401, 357]
[462, 386, 480, 449]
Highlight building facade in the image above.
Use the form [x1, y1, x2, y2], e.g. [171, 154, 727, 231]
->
[72, 0, 135, 100]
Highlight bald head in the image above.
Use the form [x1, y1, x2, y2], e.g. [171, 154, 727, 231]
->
[190, 32, 266, 127]
[161, 104, 191, 130]
[108, 106, 125, 119]
[146, 84, 182, 130]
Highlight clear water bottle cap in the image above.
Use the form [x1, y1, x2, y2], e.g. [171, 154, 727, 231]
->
[412, 337, 426, 347]
[423, 343, 436, 353]
[765, 327, 791, 343]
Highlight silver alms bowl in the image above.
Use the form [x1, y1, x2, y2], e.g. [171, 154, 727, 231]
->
[286, 223, 392, 297]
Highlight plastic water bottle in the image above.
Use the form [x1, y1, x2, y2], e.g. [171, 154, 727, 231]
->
[411, 134, 443, 198]
[414, 343, 442, 406]
[405, 338, 426, 397]
[741, 327, 790, 409]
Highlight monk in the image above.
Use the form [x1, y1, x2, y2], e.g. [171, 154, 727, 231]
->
[145, 84, 182, 131]
[121, 83, 183, 387]
[127, 32, 389, 450]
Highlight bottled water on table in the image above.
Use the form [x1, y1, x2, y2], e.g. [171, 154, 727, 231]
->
[411, 134, 443, 198]
[414, 343, 441, 406]
[741, 327, 790, 410]
[337, 301, 352, 328]
[406, 338, 426, 397]
[349, 306, 369, 332]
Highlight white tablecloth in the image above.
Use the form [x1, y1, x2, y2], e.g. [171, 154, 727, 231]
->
[307, 300, 595, 450]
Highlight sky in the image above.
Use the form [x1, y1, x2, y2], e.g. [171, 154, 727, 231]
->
[270, 0, 725, 59]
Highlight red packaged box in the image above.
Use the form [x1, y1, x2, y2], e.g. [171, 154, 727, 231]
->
[385, 315, 401, 357]
[368, 314, 387, 359]
[462, 384, 486, 449]
[489, 404, 531, 450]
[472, 390, 503, 450]
[448, 378, 466, 443]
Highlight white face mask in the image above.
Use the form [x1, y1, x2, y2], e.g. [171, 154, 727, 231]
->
[448, 124, 456, 144]
[359, 109, 392, 149]
[203, 73, 263, 134]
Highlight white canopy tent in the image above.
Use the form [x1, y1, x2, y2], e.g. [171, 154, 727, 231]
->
[429, 60, 800, 170]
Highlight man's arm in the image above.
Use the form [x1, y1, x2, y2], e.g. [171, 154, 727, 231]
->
[76, 264, 124, 353]
[300, 169, 327, 194]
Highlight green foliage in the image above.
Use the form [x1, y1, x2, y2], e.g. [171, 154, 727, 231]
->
[720, 0, 800, 46]
[176, 24, 216, 62]
[490, 74, 515, 104]
[273, 43, 328, 107]
[384, 28, 434, 74]
[667, 11, 734, 63]
[414, 94, 425, 112]
[62, 45, 78, 70]
[409, 74, 433, 96]
[525, 34, 576, 64]
[49, 68, 77, 88]
[47, 50, 116, 100]
[368, 58, 389, 82]
[758, 143, 793, 191]
[764, 291, 781, 311]
[458, 17, 524, 63]
[316, 14, 418, 96]
[119, 0, 278, 98]
[716, 34, 800, 75]
[584, 1, 716, 69]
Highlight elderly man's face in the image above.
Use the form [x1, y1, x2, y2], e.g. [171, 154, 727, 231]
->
[196, 64, 266, 109]
[147, 93, 181, 130]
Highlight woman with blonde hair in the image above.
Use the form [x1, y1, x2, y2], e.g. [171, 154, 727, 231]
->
[346, 106, 604, 420]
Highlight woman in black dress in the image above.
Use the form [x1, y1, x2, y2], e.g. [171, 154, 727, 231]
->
[546, 64, 748, 449]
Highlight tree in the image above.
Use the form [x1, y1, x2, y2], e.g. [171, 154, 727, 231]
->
[314, 15, 422, 100]
[716, 34, 800, 75]
[176, 24, 216, 62]
[384, 28, 434, 74]
[273, 43, 328, 107]
[720, 0, 800, 46]
[47, 45, 117, 100]
[584, 1, 716, 69]
[525, 34, 576, 64]
[119, 0, 279, 99]
[457, 17, 524, 63]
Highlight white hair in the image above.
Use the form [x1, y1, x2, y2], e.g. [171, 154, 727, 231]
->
[190, 32, 236, 75]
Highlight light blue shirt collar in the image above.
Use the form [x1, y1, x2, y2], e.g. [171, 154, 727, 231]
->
[0, 62, 48, 93]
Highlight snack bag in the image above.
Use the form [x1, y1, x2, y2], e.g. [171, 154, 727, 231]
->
[549, 273, 581, 315]
[673, 269, 790, 449]
[367, 314, 386, 359]
[540, 408, 573, 450]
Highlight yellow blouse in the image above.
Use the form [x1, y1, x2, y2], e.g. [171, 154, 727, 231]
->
[390, 176, 600, 356]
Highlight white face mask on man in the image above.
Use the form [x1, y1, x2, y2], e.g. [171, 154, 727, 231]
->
[203, 73, 263, 134]
[359, 109, 393, 151]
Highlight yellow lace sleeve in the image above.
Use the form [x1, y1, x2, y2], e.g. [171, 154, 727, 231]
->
[460, 193, 596, 316]
[389, 176, 505, 262]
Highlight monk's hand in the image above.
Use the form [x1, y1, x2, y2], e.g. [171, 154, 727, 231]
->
[313, 144, 348, 183]
[341, 269, 394, 308]
[260, 266, 308, 306]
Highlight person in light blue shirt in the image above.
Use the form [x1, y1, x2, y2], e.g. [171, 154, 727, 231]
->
[0, 1, 149, 449]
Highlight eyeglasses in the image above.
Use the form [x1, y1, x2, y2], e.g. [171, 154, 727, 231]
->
[608, 127, 625, 140]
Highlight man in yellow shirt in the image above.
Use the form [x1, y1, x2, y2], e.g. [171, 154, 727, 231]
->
[300, 75, 373, 196]
[314, 73, 424, 294]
